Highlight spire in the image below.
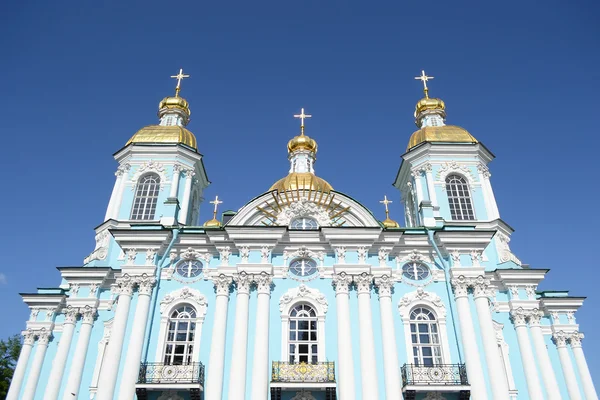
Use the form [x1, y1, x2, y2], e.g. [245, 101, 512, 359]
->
[413, 70, 446, 128]
[380, 195, 399, 228]
[158, 68, 192, 127]
[203, 195, 223, 227]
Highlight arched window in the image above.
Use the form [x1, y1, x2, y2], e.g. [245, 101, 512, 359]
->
[288, 304, 318, 364]
[131, 173, 160, 220]
[445, 174, 475, 220]
[164, 305, 196, 365]
[290, 217, 319, 230]
[410, 307, 442, 366]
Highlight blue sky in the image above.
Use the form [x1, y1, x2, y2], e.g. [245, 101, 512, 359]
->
[1, 0, 599, 379]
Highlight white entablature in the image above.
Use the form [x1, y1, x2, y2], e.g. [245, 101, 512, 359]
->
[228, 190, 381, 227]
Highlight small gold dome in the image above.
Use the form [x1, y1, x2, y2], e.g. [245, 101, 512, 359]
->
[159, 96, 191, 116]
[382, 217, 400, 228]
[288, 133, 317, 153]
[270, 172, 333, 192]
[126, 125, 198, 150]
[203, 217, 222, 228]
[414, 97, 445, 117]
[407, 125, 478, 151]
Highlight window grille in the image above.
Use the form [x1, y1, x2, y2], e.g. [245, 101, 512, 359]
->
[445, 174, 475, 220]
[131, 173, 160, 220]
[164, 305, 196, 365]
[288, 304, 318, 364]
[410, 307, 443, 366]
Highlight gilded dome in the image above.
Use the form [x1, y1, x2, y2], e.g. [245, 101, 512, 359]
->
[407, 125, 478, 151]
[414, 97, 445, 117]
[270, 172, 333, 192]
[159, 96, 191, 116]
[382, 216, 400, 228]
[126, 125, 198, 150]
[203, 217, 222, 228]
[288, 133, 317, 153]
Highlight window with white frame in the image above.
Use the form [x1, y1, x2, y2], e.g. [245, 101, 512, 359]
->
[288, 303, 318, 364]
[131, 173, 160, 220]
[402, 262, 430, 281]
[164, 305, 196, 365]
[445, 174, 475, 220]
[290, 217, 319, 230]
[410, 307, 442, 366]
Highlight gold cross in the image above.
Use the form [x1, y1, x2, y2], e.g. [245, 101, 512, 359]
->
[170, 68, 190, 96]
[415, 70, 434, 98]
[210, 195, 223, 219]
[380, 195, 393, 218]
[293, 108, 312, 135]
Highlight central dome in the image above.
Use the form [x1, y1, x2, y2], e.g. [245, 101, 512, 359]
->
[270, 172, 333, 192]
[407, 125, 477, 150]
[126, 125, 198, 150]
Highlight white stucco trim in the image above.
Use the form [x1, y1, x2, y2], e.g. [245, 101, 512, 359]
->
[129, 160, 168, 191]
[493, 320, 518, 395]
[155, 287, 208, 363]
[398, 288, 451, 364]
[89, 318, 113, 396]
[279, 285, 328, 362]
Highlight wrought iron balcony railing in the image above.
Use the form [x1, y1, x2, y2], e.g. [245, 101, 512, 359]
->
[401, 363, 468, 386]
[271, 361, 336, 383]
[137, 362, 205, 385]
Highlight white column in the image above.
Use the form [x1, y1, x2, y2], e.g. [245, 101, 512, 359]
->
[21, 329, 51, 400]
[570, 332, 598, 400]
[250, 273, 273, 400]
[227, 272, 252, 400]
[178, 169, 194, 224]
[62, 306, 97, 400]
[333, 272, 357, 400]
[528, 312, 561, 400]
[6, 330, 36, 400]
[553, 331, 582, 400]
[477, 164, 499, 220]
[206, 275, 232, 400]
[96, 276, 135, 400]
[374, 275, 402, 400]
[450, 277, 488, 400]
[105, 171, 123, 221]
[511, 308, 544, 399]
[411, 170, 425, 204]
[355, 273, 380, 400]
[472, 279, 511, 400]
[117, 276, 156, 400]
[169, 164, 181, 198]
[45, 308, 78, 400]
[423, 163, 438, 206]
[110, 164, 130, 220]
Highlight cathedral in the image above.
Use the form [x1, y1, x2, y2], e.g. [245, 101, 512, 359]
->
[6, 69, 598, 400]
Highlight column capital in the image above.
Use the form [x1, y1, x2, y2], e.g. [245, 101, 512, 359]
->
[333, 272, 352, 295]
[552, 330, 568, 348]
[213, 274, 233, 296]
[136, 274, 157, 296]
[234, 272, 252, 295]
[569, 331, 584, 348]
[354, 272, 373, 295]
[172, 163, 182, 172]
[23, 329, 36, 345]
[528, 309, 543, 327]
[37, 328, 52, 345]
[64, 306, 79, 325]
[374, 275, 394, 298]
[185, 169, 195, 178]
[254, 272, 273, 295]
[510, 307, 530, 327]
[80, 305, 98, 325]
[477, 163, 491, 178]
[335, 247, 346, 264]
[451, 276, 469, 298]
[471, 275, 492, 299]
[115, 163, 131, 177]
[115, 274, 136, 296]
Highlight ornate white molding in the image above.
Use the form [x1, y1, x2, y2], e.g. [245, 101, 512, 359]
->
[285, 246, 325, 266]
[239, 246, 250, 263]
[260, 246, 271, 264]
[130, 160, 167, 190]
[357, 247, 368, 263]
[279, 284, 328, 315]
[219, 247, 231, 266]
[335, 247, 346, 264]
[160, 287, 207, 317]
[213, 274, 233, 296]
[398, 287, 446, 320]
[145, 248, 157, 266]
[234, 272, 252, 294]
[255, 272, 273, 294]
[275, 199, 332, 226]
[378, 248, 390, 267]
[332, 272, 351, 294]
[354, 272, 373, 294]
[395, 249, 434, 266]
[435, 161, 478, 186]
[84, 229, 111, 264]
[374, 275, 394, 298]
[495, 232, 522, 266]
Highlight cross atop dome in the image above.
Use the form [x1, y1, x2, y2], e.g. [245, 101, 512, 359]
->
[415, 70, 434, 99]
[294, 108, 312, 135]
[171, 68, 190, 97]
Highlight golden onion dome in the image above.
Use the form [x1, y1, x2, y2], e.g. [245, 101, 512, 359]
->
[270, 172, 333, 192]
[159, 96, 191, 116]
[288, 133, 317, 153]
[414, 96, 445, 117]
[126, 125, 198, 150]
[203, 217, 222, 228]
[407, 125, 478, 151]
[382, 216, 400, 228]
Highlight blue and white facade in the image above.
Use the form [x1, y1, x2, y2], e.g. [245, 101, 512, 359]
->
[6, 78, 599, 400]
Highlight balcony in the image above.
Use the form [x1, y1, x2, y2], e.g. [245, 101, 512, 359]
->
[135, 362, 205, 400]
[270, 361, 337, 399]
[401, 364, 470, 400]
